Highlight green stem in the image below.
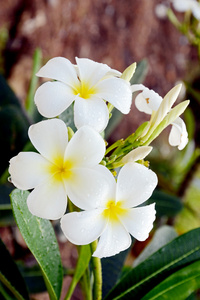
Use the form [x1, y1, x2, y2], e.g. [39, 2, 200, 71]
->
[80, 267, 92, 300]
[25, 48, 42, 117]
[105, 139, 124, 155]
[90, 240, 102, 300]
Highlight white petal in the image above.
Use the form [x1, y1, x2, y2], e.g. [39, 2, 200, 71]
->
[93, 221, 131, 258]
[142, 88, 162, 111]
[192, 2, 200, 19]
[9, 152, 51, 190]
[105, 68, 122, 78]
[64, 165, 115, 210]
[131, 84, 146, 93]
[96, 77, 132, 114]
[60, 209, 106, 245]
[74, 97, 109, 132]
[36, 57, 79, 87]
[169, 117, 188, 150]
[122, 146, 152, 164]
[135, 88, 162, 115]
[135, 93, 152, 114]
[28, 119, 68, 162]
[65, 125, 105, 167]
[75, 57, 110, 87]
[34, 81, 75, 118]
[119, 204, 156, 241]
[152, 84, 182, 127]
[116, 163, 158, 208]
[173, 0, 192, 11]
[27, 178, 67, 220]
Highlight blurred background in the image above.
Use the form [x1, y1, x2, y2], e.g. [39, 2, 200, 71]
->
[0, 0, 196, 136]
[0, 0, 200, 299]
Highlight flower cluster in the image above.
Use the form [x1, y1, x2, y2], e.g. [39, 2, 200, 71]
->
[9, 57, 189, 258]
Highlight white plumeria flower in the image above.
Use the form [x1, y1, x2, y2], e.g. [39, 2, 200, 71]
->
[131, 84, 188, 150]
[61, 162, 157, 258]
[9, 119, 111, 220]
[34, 57, 132, 132]
[172, 0, 200, 20]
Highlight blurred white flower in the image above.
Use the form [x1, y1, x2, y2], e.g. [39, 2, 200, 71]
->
[61, 162, 157, 258]
[34, 57, 132, 132]
[155, 4, 168, 19]
[172, 0, 200, 20]
[131, 84, 188, 150]
[9, 119, 110, 220]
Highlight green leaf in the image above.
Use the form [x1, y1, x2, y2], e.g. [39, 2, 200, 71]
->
[10, 189, 63, 300]
[17, 263, 46, 294]
[25, 48, 42, 122]
[105, 108, 123, 139]
[59, 104, 76, 132]
[0, 105, 29, 176]
[0, 185, 15, 226]
[104, 228, 200, 300]
[133, 226, 177, 267]
[141, 260, 200, 300]
[121, 62, 136, 82]
[0, 238, 29, 300]
[102, 246, 132, 298]
[130, 59, 148, 85]
[0, 73, 22, 108]
[65, 245, 91, 300]
[147, 190, 183, 217]
[0, 74, 30, 176]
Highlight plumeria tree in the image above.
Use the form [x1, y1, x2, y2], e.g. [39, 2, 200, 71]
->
[1, 53, 200, 300]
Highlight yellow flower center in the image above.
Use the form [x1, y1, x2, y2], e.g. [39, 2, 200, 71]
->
[50, 157, 73, 182]
[73, 81, 97, 99]
[103, 200, 128, 222]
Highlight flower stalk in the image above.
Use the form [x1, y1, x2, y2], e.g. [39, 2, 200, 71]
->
[90, 240, 102, 300]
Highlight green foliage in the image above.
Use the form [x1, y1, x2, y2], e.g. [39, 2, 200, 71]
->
[104, 228, 200, 300]
[0, 238, 29, 300]
[147, 190, 183, 217]
[133, 226, 177, 267]
[141, 260, 200, 300]
[10, 189, 63, 300]
[59, 104, 76, 132]
[101, 247, 132, 298]
[0, 74, 30, 176]
[65, 245, 91, 300]
[25, 48, 42, 122]
[0, 185, 14, 226]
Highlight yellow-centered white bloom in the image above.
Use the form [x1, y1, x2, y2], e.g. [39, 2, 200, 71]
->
[61, 162, 157, 258]
[34, 57, 132, 132]
[172, 0, 200, 20]
[9, 119, 111, 220]
[131, 84, 188, 150]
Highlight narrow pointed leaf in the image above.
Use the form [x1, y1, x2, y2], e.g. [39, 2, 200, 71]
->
[65, 245, 91, 300]
[10, 189, 63, 300]
[141, 260, 200, 300]
[0, 185, 15, 226]
[0, 238, 29, 300]
[102, 247, 131, 298]
[104, 228, 200, 300]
